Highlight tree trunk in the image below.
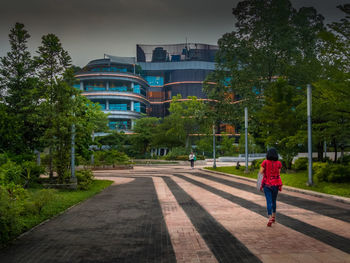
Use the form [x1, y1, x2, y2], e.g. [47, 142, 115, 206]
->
[333, 138, 337, 163]
[185, 136, 190, 148]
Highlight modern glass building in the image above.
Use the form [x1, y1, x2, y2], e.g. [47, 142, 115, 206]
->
[137, 43, 218, 117]
[75, 55, 150, 134]
[76, 43, 236, 135]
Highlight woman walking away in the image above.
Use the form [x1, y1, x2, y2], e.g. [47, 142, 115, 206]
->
[259, 148, 283, 227]
[189, 152, 195, 169]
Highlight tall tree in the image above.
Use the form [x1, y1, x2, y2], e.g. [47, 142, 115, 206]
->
[312, 4, 350, 161]
[0, 23, 42, 155]
[35, 34, 76, 180]
[205, 0, 324, 164]
[167, 95, 208, 148]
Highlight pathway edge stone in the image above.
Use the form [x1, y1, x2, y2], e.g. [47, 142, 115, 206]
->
[200, 168, 350, 204]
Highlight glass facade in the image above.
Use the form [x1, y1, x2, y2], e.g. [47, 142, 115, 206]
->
[134, 102, 146, 113]
[145, 76, 164, 86]
[91, 66, 129, 73]
[109, 119, 131, 130]
[84, 80, 106, 91]
[109, 100, 130, 111]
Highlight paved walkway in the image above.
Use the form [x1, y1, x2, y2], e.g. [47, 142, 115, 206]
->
[1, 165, 350, 263]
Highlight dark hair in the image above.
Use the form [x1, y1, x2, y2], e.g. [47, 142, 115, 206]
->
[266, 148, 279, 161]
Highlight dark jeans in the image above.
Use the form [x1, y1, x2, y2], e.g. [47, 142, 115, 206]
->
[190, 160, 194, 168]
[263, 185, 279, 215]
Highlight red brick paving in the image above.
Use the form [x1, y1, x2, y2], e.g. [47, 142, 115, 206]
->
[171, 174, 350, 262]
[153, 177, 218, 263]
[1, 165, 349, 263]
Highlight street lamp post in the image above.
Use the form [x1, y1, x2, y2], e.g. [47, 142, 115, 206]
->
[245, 107, 249, 173]
[71, 95, 76, 184]
[307, 84, 313, 186]
[213, 124, 216, 169]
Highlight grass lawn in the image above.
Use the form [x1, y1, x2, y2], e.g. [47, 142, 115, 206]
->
[16, 180, 113, 242]
[205, 166, 350, 198]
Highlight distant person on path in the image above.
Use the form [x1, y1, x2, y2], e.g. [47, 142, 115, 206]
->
[259, 148, 283, 227]
[189, 152, 196, 169]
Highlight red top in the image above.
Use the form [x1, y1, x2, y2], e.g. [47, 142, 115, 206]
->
[261, 160, 283, 189]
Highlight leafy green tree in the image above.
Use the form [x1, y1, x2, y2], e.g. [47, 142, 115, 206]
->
[196, 136, 213, 156]
[258, 79, 303, 168]
[151, 117, 184, 149]
[167, 94, 207, 148]
[220, 135, 237, 156]
[74, 95, 108, 162]
[0, 23, 42, 155]
[311, 4, 350, 162]
[131, 117, 160, 156]
[204, 0, 324, 166]
[35, 34, 77, 180]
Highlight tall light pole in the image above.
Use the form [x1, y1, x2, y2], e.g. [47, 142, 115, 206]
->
[71, 95, 76, 183]
[245, 107, 249, 173]
[307, 84, 313, 185]
[213, 124, 216, 169]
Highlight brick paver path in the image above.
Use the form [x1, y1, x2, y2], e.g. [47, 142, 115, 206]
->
[1, 166, 350, 263]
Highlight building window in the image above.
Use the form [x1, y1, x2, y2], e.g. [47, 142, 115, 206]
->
[84, 81, 106, 91]
[109, 101, 130, 111]
[110, 81, 131, 92]
[109, 120, 131, 130]
[144, 76, 164, 86]
[134, 102, 146, 113]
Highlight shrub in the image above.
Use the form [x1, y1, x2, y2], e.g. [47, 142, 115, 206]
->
[338, 154, 350, 164]
[314, 162, 350, 183]
[76, 169, 94, 190]
[0, 160, 23, 186]
[251, 158, 265, 170]
[21, 161, 46, 187]
[0, 153, 9, 166]
[0, 185, 22, 245]
[293, 157, 308, 171]
[94, 150, 130, 166]
[31, 189, 56, 214]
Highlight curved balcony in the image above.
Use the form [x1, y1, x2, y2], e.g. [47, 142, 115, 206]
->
[82, 91, 149, 105]
[75, 71, 149, 87]
[104, 110, 144, 119]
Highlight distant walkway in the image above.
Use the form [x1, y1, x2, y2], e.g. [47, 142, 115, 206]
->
[1, 165, 349, 262]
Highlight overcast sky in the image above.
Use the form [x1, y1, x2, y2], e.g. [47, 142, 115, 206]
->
[0, 0, 348, 67]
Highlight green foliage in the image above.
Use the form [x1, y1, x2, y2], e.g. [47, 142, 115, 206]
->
[0, 160, 23, 186]
[238, 134, 262, 155]
[196, 136, 213, 156]
[0, 23, 43, 155]
[31, 189, 57, 214]
[76, 169, 94, 190]
[251, 158, 265, 170]
[220, 135, 238, 156]
[0, 180, 112, 247]
[21, 161, 46, 187]
[314, 162, 350, 183]
[163, 147, 189, 160]
[94, 150, 130, 166]
[131, 117, 160, 155]
[293, 157, 308, 171]
[0, 186, 22, 245]
[167, 95, 209, 148]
